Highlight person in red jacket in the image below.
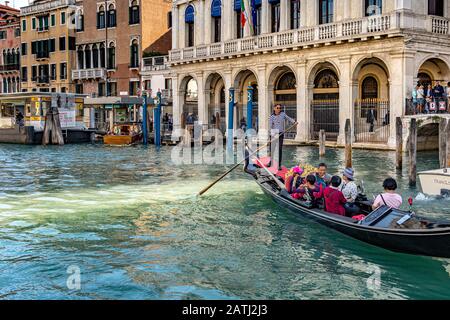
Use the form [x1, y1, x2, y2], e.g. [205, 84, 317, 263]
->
[324, 176, 347, 216]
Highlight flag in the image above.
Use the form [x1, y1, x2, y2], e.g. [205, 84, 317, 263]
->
[250, 0, 257, 35]
[240, 0, 246, 28]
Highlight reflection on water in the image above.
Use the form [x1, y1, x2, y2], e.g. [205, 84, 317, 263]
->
[0, 144, 449, 299]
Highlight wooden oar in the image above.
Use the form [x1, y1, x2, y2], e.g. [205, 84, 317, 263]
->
[198, 122, 298, 196]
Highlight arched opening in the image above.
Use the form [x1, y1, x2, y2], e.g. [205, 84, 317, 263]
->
[77, 46, 84, 69]
[92, 44, 99, 68]
[269, 66, 297, 139]
[353, 57, 390, 143]
[130, 39, 139, 68]
[181, 76, 198, 127]
[234, 69, 258, 131]
[310, 65, 340, 141]
[85, 45, 91, 69]
[205, 72, 226, 133]
[416, 57, 450, 114]
[107, 4, 116, 28]
[97, 5, 105, 29]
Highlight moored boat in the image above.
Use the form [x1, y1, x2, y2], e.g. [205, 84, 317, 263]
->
[245, 162, 450, 258]
[103, 123, 142, 146]
[418, 168, 450, 196]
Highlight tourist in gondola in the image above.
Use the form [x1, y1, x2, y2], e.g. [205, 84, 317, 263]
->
[292, 174, 324, 208]
[372, 178, 403, 210]
[269, 104, 296, 170]
[324, 176, 347, 216]
[315, 163, 332, 188]
[341, 167, 360, 215]
[285, 166, 304, 194]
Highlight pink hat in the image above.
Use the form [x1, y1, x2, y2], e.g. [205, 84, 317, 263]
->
[293, 166, 304, 175]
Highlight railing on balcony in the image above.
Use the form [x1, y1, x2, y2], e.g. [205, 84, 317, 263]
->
[0, 64, 20, 72]
[37, 26, 49, 32]
[142, 55, 169, 72]
[21, 0, 76, 15]
[37, 75, 50, 84]
[36, 51, 49, 59]
[170, 12, 450, 63]
[72, 68, 106, 80]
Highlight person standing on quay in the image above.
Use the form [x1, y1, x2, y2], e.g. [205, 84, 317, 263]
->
[269, 104, 296, 170]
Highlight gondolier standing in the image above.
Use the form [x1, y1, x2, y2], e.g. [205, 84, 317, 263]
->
[269, 104, 296, 170]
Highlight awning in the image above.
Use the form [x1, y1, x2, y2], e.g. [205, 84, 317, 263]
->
[84, 96, 144, 106]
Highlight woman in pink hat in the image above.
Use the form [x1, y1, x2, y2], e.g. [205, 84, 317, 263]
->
[285, 166, 304, 194]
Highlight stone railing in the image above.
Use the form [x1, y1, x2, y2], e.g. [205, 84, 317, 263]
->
[72, 68, 106, 80]
[170, 13, 398, 63]
[170, 12, 450, 64]
[21, 0, 76, 15]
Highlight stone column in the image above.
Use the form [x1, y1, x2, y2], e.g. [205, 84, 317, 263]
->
[388, 50, 415, 148]
[179, 4, 185, 48]
[280, 0, 290, 31]
[172, 5, 179, 50]
[338, 56, 353, 146]
[296, 59, 308, 142]
[395, 0, 412, 10]
[223, 69, 233, 131]
[300, 0, 307, 27]
[257, 65, 269, 133]
[261, 0, 270, 34]
[204, 0, 212, 44]
[172, 76, 181, 130]
[196, 72, 207, 129]
[223, 0, 233, 40]
[196, 0, 205, 45]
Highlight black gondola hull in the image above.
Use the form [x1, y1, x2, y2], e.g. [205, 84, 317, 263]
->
[255, 176, 450, 258]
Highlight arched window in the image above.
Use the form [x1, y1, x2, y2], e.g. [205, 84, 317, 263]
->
[270, 0, 280, 33]
[361, 76, 378, 99]
[291, 0, 301, 29]
[92, 44, 99, 68]
[313, 68, 339, 100]
[107, 42, 115, 69]
[85, 45, 91, 69]
[319, 0, 334, 24]
[77, 10, 84, 32]
[186, 78, 198, 101]
[107, 4, 116, 28]
[129, 0, 140, 24]
[15, 49, 20, 65]
[130, 39, 139, 68]
[211, 0, 221, 43]
[185, 5, 195, 47]
[100, 43, 106, 68]
[365, 0, 382, 16]
[428, 0, 444, 16]
[97, 6, 105, 29]
[77, 46, 84, 69]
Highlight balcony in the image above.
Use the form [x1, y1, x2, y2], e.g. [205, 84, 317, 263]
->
[72, 68, 106, 81]
[142, 56, 169, 72]
[37, 26, 49, 32]
[0, 64, 20, 73]
[170, 12, 450, 64]
[161, 89, 173, 104]
[21, 0, 76, 15]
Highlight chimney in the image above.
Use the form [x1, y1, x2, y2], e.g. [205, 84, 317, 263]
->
[5, 1, 10, 7]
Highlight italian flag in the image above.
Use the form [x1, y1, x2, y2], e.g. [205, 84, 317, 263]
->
[240, 0, 247, 28]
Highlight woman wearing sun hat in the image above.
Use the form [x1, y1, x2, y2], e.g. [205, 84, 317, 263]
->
[341, 167, 360, 215]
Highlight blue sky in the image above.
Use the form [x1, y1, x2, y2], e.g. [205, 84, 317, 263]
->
[3, 0, 29, 9]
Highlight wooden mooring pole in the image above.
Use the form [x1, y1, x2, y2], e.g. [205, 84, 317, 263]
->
[396, 117, 403, 170]
[319, 129, 326, 157]
[439, 118, 448, 169]
[409, 118, 417, 187]
[447, 119, 450, 168]
[345, 119, 352, 168]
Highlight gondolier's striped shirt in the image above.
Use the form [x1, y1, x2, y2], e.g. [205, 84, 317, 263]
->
[269, 112, 295, 135]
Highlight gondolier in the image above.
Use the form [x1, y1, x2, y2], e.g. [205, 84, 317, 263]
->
[269, 104, 296, 170]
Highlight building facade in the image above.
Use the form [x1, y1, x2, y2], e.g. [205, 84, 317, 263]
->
[20, 0, 78, 93]
[169, 0, 450, 148]
[0, 4, 20, 94]
[72, 0, 172, 97]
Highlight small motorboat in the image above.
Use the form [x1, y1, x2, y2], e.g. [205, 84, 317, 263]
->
[244, 159, 450, 258]
[103, 123, 142, 146]
[418, 168, 450, 196]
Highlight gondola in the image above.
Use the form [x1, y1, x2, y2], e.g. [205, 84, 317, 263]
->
[244, 161, 450, 259]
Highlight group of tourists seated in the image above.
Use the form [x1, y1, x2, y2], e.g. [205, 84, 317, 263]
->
[284, 163, 403, 219]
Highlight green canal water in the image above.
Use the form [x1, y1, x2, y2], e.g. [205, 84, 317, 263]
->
[0, 144, 449, 300]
